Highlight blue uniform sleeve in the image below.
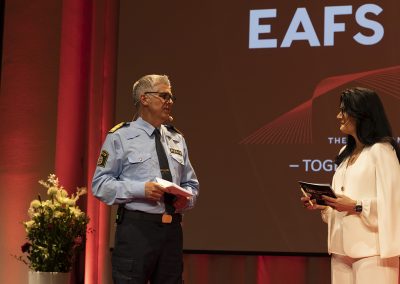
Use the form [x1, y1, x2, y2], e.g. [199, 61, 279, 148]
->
[92, 133, 146, 205]
[179, 137, 199, 211]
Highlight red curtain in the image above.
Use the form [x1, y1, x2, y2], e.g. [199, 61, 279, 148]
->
[0, 0, 62, 283]
[54, 0, 118, 283]
[85, 0, 119, 282]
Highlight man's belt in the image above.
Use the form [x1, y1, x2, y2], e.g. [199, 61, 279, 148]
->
[123, 209, 182, 224]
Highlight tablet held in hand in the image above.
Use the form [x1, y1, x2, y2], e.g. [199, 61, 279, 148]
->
[298, 181, 336, 205]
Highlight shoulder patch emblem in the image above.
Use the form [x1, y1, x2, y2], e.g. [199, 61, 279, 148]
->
[109, 122, 129, 133]
[97, 150, 109, 167]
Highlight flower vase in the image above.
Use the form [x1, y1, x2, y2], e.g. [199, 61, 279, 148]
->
[28, 271, 70, 284]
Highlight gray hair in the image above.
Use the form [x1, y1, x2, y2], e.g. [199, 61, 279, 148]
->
[132, 74, 171, 108]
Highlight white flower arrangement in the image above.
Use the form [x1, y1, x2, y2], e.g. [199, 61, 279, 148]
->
[17, 174, 90, 272]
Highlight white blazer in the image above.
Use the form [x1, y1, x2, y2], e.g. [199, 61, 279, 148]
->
[322, 142, 400, 258]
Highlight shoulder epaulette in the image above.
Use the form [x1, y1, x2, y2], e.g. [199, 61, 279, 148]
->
[164, 124, 183, 136]
[109, 122, 130, 133]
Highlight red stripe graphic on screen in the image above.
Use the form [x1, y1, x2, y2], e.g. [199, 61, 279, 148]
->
[240, 65, 400, 144]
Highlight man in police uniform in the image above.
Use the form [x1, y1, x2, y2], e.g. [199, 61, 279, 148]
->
[92, 74, 199, 284]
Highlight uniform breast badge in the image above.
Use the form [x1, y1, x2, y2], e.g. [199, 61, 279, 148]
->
[170, 148, 183, 156]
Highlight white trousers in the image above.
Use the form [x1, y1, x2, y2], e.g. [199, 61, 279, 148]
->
[331, 254, 399, 284]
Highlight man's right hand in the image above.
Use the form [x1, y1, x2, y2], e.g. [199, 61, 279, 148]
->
[145, 182, 167, 201]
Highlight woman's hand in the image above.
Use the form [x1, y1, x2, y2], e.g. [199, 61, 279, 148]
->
[301, 195, 328, 211]
[322, 194, 356, 212]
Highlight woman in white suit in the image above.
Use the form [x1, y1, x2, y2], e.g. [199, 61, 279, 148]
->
[302, 87, 400, 284]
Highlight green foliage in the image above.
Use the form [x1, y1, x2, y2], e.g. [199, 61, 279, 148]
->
[20, 174, 90, 272]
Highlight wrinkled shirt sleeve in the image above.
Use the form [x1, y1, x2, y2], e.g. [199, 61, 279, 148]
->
[92, 133, 146, 205]
[178, 137, 199, 211]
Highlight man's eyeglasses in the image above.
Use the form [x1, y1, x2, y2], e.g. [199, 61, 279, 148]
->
[144, 92, 176, 103]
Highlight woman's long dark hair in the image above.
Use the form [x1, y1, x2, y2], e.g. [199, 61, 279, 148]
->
[334, 87, 400, 165]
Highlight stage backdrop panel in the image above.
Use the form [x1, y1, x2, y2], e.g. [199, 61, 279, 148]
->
[115, 0, 400, 253]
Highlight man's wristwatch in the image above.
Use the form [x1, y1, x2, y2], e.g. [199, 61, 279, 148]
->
[354, 200, 362, 213]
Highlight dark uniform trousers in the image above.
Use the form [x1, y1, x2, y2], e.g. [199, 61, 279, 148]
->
[111, 210, 183, 284]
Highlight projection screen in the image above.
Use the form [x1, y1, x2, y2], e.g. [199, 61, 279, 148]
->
[115, 0, 400, 253]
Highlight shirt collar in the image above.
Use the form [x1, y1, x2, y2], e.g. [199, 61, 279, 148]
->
[133, 117, 157, 136]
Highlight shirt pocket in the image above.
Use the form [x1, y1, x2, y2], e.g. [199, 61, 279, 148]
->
[126, 153, 153, 177]
[128, 153, 151, 164]
[166, 137, 184, 165]
[171, 152, 184, 165]
[169, 145, 184, 165]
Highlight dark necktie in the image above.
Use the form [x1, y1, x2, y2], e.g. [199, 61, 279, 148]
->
[154, 128, 175, 214]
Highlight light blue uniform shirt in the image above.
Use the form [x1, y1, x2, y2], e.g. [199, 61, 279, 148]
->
[92, 117, 199, 213]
